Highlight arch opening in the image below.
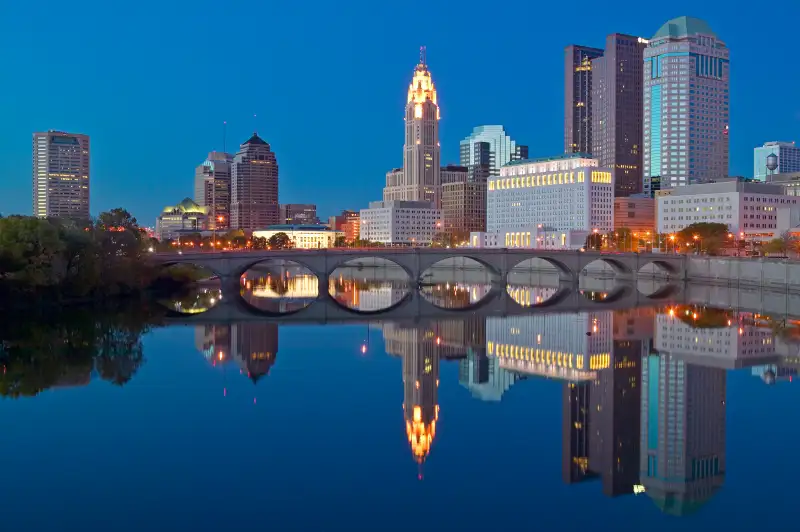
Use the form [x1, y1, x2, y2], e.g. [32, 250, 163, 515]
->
[506, 259, 573, 307]
[581, 258, 633, 277]
[419, 257, 497, 310]
[507, 256, 573, 280]
[638, 260, 679, 278]
[328, 257, 413, 312]
[154, 263, 222, 315]
[240, 259, 319, 315]
[579, 285, 631, 304]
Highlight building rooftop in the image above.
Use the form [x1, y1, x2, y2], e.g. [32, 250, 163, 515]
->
[652, 16, 717, 40]
[161, 197, 208, 215]
[242, 132, 269, 146]
[265, 224, 337, 232]
[504, 152, 595, 166]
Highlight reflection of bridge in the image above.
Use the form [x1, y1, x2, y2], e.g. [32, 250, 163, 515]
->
[163, 282, 685, 325]
[152, 248, 688, 290]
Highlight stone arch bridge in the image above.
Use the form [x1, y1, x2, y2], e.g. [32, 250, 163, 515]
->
[152, 248, 688, 295]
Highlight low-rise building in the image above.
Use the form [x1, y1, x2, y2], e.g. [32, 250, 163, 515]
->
[253, 224, 343, 249]
[614, 195, 655, 234]
[279, 204, 318, 225]
[342, 217, 360, 243]
[328, 210, 359, 230]
[360, 200, 442, 245]
[656, 179, 800, 241]
[156, 198, 209, 241]
[470, 153, 614, 249]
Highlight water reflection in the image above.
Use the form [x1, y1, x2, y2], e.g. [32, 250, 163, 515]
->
[241, 263, 319, 314]
[160, 286, 222, 314]
[6, 280, 800, 527]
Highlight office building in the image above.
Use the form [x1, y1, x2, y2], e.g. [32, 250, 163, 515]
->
[565, 45, 604, 154]
[230, 133, 279, 230]
[194, 151, 232, 231]
[382, 48, 441, 208]
[280, 204, 318, 225]
[640, 353, 726, 515]
[471, 154, 613, 249]
[656, 179, 800, 241]
[440, 164, 468, 185]
[459, 125, 528, 179]
[32, 130, 90, 219]
[360, 200, 441, 245]
[155, 198, 209, 240]
[442, 179, 486, 240]
[328, 209, 359, 230]
[754, 141, 800, 181]
[643, 17, 730, 196]
[253, 224, 343, 249]
[614, 195, 655, 234]
[591, 34, 646, 196]
[342, 216, 360, 243]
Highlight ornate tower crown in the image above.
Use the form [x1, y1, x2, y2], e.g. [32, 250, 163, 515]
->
[407, 46, 438, 106]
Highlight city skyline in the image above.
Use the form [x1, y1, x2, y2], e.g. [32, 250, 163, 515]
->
[2, 2, 799, 224]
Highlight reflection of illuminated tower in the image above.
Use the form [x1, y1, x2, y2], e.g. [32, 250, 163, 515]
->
[403, 342, 439, 468]
[230, 323, 279, 383]
[640, 354, 726, 515]
[563, 380, 595, 483]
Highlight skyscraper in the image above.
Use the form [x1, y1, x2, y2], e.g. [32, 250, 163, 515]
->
[565, 46, 604, 154]
[591, 34, 646, 197]
[754, 141, 800, 181]
[459, 125, 527, 180]
[32, 130, 90, 219]
[230, 133, 279, 230]
[194, 151, 232, 231]
[382, 47, 441, 208]
[643, 16, 730, 196]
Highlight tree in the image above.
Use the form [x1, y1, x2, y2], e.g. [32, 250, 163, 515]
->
[585, 233, 603, 251]
[334, 236, 348, 248]
[252, 236, 268, 250]
[763, 232, 796, 256]
[267, 232, 293, 250]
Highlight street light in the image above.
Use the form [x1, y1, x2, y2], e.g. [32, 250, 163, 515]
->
[669, 234, 676, 254]
[693, 234, 701, 254]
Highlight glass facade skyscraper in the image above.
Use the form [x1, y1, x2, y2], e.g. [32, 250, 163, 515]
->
[643, 17, 730, 196]
[754, 141, 800, 181]
[565, 46, 604, 154]
[459, 125, 527, 179]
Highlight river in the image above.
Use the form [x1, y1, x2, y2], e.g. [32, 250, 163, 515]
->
[1, 260, 798, 531]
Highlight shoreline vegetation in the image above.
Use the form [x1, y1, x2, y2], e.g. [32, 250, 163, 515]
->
[0, 209, 200, 309]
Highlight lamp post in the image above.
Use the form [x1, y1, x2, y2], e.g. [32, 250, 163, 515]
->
[693, 234, 701, 254]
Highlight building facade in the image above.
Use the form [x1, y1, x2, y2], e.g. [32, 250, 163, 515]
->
[382, 48, 441, 209]
[194, 151, 232, 231]
[280, 204, 318, 225]
[442, 180, 486, 241]
[472, 154, 613, 249]
[32, 130, 90, 219]
[656, 180, 800, 241]
[754, 141, 800, 181]
[328, 209, 359, 230]
[155, 198, 209, 241]
[360, 200, 442, 245]
[565, 45, 604, 154]
[591, 34, 646, 196]
[643, 17, 730, 196]
[459, 125, 527, 179]
[614, 195, 655, 234]
[253, 224, 343, 249]
[230, 133, 279, 230]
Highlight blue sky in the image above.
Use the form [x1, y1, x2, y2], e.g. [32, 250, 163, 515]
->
[2, 0, 798, 225]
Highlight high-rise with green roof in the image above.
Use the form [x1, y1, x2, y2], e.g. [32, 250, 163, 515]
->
[643, 16, 730, 197]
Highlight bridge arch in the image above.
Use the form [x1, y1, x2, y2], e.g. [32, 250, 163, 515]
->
[638, 259, 680, 276]
[418, 254, 503, 282]
[325, 290, 413, 315]
[506, 255, 574, 280]
[581, 258, 634, 276]
[324, 255, 415, 283]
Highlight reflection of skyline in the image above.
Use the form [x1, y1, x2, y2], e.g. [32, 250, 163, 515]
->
[196, 323, 279, 384]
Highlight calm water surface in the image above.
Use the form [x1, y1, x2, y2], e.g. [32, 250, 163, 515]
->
[1, 265, 798, 531]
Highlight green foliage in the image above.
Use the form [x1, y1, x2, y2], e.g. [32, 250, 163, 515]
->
[252, 236, 268, 250]
[584, 233, 603, 250]
[267, 232, 294, 250]
[0, 209, 158, 303]
[333, 235, 348, 248]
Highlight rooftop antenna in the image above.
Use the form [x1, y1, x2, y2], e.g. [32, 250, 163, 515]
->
[223, 120, 227, 153]
[420, 45, 426, 66]
[253, 113, 258, 135]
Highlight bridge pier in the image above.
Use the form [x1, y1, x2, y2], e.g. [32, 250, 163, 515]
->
[220, 275, 241, 300]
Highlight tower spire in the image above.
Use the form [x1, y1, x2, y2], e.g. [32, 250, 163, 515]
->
[420, 45, 426, 67]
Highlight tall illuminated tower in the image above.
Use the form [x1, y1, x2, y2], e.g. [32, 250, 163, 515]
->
[383, 47, 441, 208]
[32, 131, 90, 219]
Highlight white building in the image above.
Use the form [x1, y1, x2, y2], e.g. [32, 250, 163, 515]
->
[656, 180, 800, 240]
[253, 224, 343, 249]
[470, 154, 613, 249]
[155, 198, 209, 241]
[33, 131, 90, 219]
[360, 200, 441, 245]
